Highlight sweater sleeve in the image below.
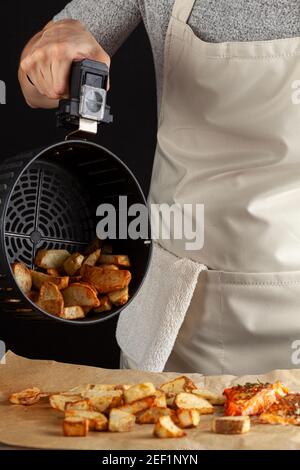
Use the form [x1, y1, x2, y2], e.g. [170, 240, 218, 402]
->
[53, 0, 142, 55]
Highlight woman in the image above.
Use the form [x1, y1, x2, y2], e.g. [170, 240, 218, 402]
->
[19, 0, 300, 375]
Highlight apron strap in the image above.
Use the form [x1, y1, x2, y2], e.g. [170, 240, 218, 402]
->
[172, 0, 196, 24]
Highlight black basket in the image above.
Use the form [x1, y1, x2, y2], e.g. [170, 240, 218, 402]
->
[0, 140, 152, 325]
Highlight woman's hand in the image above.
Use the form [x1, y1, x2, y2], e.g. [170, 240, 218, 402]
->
[18, 19, 110, 108]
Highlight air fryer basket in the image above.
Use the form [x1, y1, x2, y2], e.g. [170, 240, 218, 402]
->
[0, 140, 152, 324]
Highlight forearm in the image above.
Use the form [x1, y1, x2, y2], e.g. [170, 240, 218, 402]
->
[53, 0, 141, 56]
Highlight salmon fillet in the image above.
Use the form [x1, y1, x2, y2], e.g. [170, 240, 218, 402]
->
[259, 393, 300, 425]
[224, 382, 288, 416]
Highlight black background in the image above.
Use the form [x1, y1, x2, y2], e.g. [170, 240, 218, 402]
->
[0, 1, 157, 368]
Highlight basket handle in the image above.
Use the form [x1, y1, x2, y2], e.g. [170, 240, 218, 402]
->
[57, 59, 113, 135]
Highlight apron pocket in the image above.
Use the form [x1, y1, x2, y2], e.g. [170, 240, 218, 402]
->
[219, 270, 300, 375]
[166, 269, 300, 376]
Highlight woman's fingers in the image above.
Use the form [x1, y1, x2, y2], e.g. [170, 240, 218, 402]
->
[50, 59, 72, 99]
[25, 68, 47, 97]
[40, 63, 60, 99]
[19, 19, 111, 108]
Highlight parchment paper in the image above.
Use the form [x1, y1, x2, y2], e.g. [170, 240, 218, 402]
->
[1, 351, 300, 450]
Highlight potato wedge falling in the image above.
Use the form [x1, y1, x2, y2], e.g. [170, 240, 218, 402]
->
[93, 296, 112, 313]
[35, 249, 70, 270]
[63, 253, 85, 276]
[31, 271, 69, 291]
[37, 282, 64, 316]
[108, 287, 129, 306]
[82, 265, 131, 294]
[60, 306, 85, 320]
[80, 249, 101, 272]
[11, 262, 32, 294]
[62, 283, 100, 308]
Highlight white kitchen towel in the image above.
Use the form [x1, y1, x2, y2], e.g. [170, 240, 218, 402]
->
[116, 242, 207, 372]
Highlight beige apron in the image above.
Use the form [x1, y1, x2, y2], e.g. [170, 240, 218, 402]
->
[120, 0, 300, 375]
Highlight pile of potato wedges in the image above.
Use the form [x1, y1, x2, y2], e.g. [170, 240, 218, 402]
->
[9, 376, 228, 438]
[11, 241, 132, 320]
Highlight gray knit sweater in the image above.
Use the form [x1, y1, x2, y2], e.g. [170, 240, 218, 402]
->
[54, 0, 300, 106]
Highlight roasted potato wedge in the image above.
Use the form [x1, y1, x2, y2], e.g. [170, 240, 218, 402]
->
[93, 296, 112, 313]
[153, 416, 186, 438]
[63, 417, 89, 437]
[154, 390, 167, 408]
[108, 287, 129, 306]
[65, 399, 91, 411]
[12, 262, 32, 294]
[82, 265, 131, 294]
[118, 396, 156, 415]
[31, 271, 69, 290]
[109, 409, 135, 432]
[192, 388, 225, 405]
[76, 282, 98, 296]
[65, 410, 108, 431]
[62, 283, 100, 308]
[93, 415, 109, 431]
[81, 250, 101, 273]
[60, 306, 85, 320]
[9, 387, 41, 406]
[160, 376, 197, 395]
[63, 253, 85, 276]
[35, 249, 70, 270]
[136, 407, 175, 424]
[124, 383, 157, 404]
[49, 394, 82, 412]
[175, 392, 214, 414]
[99, 254, 130, 267]
[176, 409, 200, 429]
[37, 282, 64, 316]
[86, 390, 123, 413]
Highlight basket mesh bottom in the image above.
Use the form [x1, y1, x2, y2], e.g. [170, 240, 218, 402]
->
[5, 161, 94, 267]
